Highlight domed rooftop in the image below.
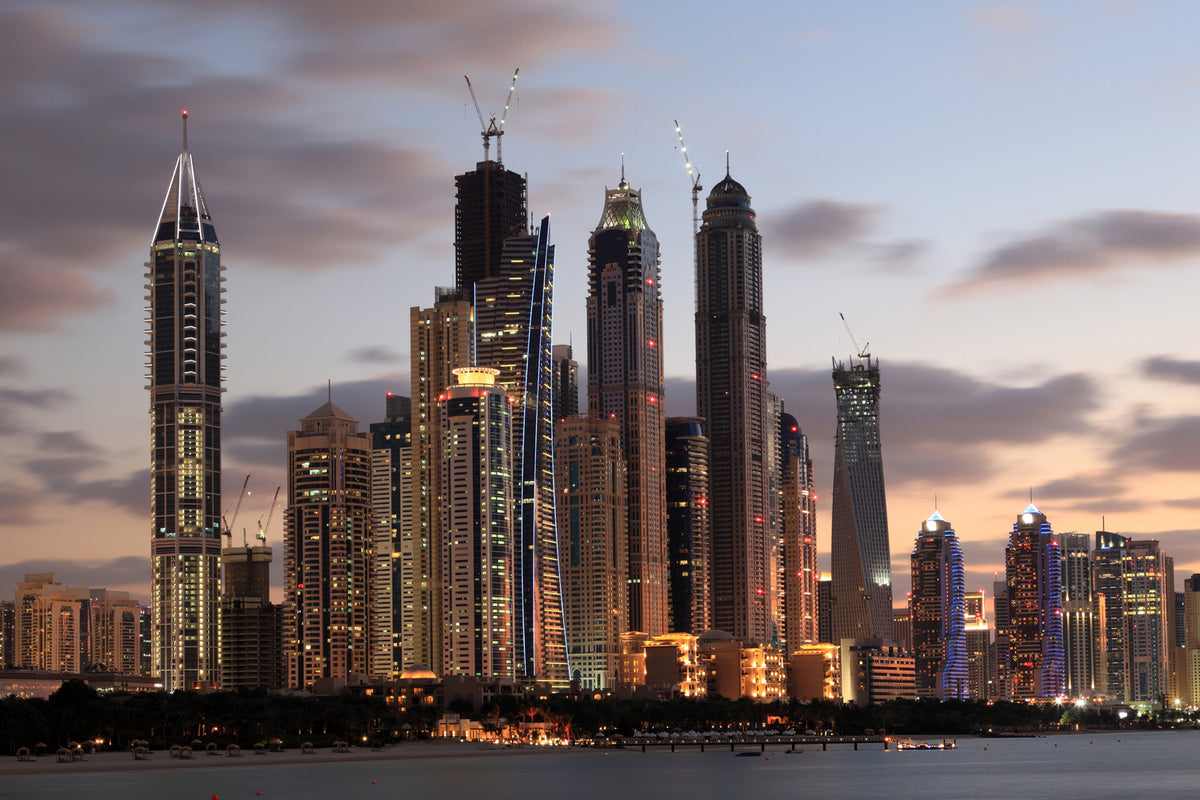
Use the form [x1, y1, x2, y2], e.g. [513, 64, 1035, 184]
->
[708, 173, 747, 199]
[705, 171, 751, 212]
[398, 664, 438, 681]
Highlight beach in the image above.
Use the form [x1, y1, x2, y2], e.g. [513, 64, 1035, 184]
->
[0, 740, 556, 778]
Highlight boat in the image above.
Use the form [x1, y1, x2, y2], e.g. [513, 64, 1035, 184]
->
[891, 738, 956, 751]
[734, 750, 762, 757]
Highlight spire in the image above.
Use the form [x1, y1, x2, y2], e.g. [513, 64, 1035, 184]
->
[620, 152, 626, 186]
[152, 111, 217, 245]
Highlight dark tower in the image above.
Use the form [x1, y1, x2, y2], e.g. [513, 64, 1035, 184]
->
[830, 356, 892, 644]
[695, 172, 772, 644]
[665, 417, 712, 635]
[588, 176, 667, 635]
[780, 413, 817, 652]
[147, 111, 224, 690]
[454, 161, 527, 296]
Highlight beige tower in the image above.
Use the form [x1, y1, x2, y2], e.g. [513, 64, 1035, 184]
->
[555, 415, 628, 689]
[409, 291, 473, 676]
[283, 400, 373, 690]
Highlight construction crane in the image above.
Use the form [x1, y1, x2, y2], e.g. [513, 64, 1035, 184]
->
[839, 312, 870, 361]
[674, 120, 703, 236]
[255, 486, 281, 543]
[464, 68, 519, 165]
[222, 473, 251, 542]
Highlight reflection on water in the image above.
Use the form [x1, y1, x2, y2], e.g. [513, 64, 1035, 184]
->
[4, 730, 1197, 800]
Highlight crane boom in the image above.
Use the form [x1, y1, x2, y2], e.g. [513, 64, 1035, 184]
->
[839, 312, 870, 360]
[223, 473, 251, 540]
[464, 69, 520, 165]
[256, 485, 281, 542]
[674, 120, 702, 236]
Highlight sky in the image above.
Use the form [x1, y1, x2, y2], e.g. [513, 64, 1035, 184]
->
[3, 0, 1200, 611]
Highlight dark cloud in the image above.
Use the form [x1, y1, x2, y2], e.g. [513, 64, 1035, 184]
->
[1003, 475, 1122, 502]
[763, 199, 882, 259]
[0, 7, 458, 331]
[348, 346, 406, 366]
[945, 210, 1200, 296]
[25, 456, 103, 484]
[0, 482, 41, 525]
[0, 556, 149, 603]
[0, 356, 26, 376]
[671, 362, 1098, 491]
[73, 470, 150, 516]
[871, 239, 929, 273]
[1163, 497, 1200, 510]
[1112, 415, 1200, 473]
[1142, 356, 1200, 385]
[36, 430, 101, 454]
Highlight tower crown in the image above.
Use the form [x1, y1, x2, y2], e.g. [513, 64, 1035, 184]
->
[153, 110, 217, 245]
[596, 179, 650, 232]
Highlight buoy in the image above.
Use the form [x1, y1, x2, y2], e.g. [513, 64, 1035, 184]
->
[212, 795, 219, 800]
[372, 780, 377, 784]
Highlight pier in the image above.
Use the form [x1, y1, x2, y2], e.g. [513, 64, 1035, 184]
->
[604, 734, 890, 753]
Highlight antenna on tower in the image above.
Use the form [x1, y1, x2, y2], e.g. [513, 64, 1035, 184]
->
[673, 120, 703, 237]
[464, 68, 519, 165]
[838, 313, 870, 361]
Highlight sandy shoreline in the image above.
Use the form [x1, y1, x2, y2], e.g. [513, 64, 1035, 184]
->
[0, 741, 567, 777]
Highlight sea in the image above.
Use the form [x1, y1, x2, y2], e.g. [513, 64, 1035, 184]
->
[2, 730, 1195, 800]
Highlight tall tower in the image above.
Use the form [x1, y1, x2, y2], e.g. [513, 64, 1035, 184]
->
[555, 415, 628, 689]
[455, 161, 527, 295]
[1182, 574, 1200, 707]
[147, 111, 224, 690]
[370, 394, 412, 678]
[1093, 530, 1128, 700]
[1060, 532, 1096, 699]
[440, 368, 515, 679]
[910, 511, 968, 699]
[694, 172, 771, 644]
[665, 417, 712, 635]
[552, 344, 579, 421]
[283, 400, 374, 690]
[588, 176, 667, 635]
[409, 291, 473, 676]
[1004, 504, 1064, 700]
[780, 413, 817, 652]
[830, 357, 892, 644]
[475, 218, 567, 684]
[964, 590, 992, 699]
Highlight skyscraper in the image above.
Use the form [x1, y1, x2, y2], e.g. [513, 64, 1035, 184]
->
[455, 160, 527, 295]
[475, 218, 567, 684]
[1004, 504, 1064, 701]
[694, 172, 772, 644]
[780, 413, 817, 652]
[830, 356, 892, 644]
[1060, 532, 1096, 699]
[370, 394, 412, 677]
[910, 511, 968, 699]
[1093, 530, 1128, 701]
[552, 344, 579, 421]
[588, 176, 667, 635]
[283, 399, 374, 690]
[1096, 536, 1174, 705]
[409, 291, 474, 676]
[665, 417, 712, 635]
[147, 111, 223, 690]
[992, 579, 1010, 699]
[440, 368, 515, 679]
[220, 544, 283, 689]
[1182, 574, 1200, 707]
[964, 590, 992, 699]
[555, 415, 627, 689]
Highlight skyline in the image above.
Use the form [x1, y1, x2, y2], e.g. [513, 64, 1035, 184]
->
[5, 0, 1200, 607]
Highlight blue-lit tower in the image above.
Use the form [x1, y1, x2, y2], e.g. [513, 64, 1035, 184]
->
[474, 217, 568, 685]
[1004, 503, 1064, 700]
[910, 511, 968, 699]
[147, 111, 224, 690]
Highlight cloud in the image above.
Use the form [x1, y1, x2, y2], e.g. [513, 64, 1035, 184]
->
[970, 3, 1036, 33]
[348, 346, 406, 366]
[763, 199, 882, 259]
[36, 430, 101, 454]
[0, 482, 42, 525]
[1142, 356, 1200, 385]
[0, 386, 73, 435]
[0, 556, 150, 603]
[671, 362, 1098, 490]
[1112, 415, 1200, 473]
[871, 239, 929, 273]
[1163, 497, 1200, 510]
[73, 470, 150, 516]
[945, 210, 1200, 296]
[0, 356, 26, 376]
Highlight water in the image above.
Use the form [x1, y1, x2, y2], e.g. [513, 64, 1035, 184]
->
[3, 731, 1196, 799]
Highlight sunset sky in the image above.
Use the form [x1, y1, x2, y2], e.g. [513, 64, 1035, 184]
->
[3, 0, 1200, 609]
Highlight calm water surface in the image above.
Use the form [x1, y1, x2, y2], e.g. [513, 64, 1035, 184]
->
[3, 730, 1196, 800]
